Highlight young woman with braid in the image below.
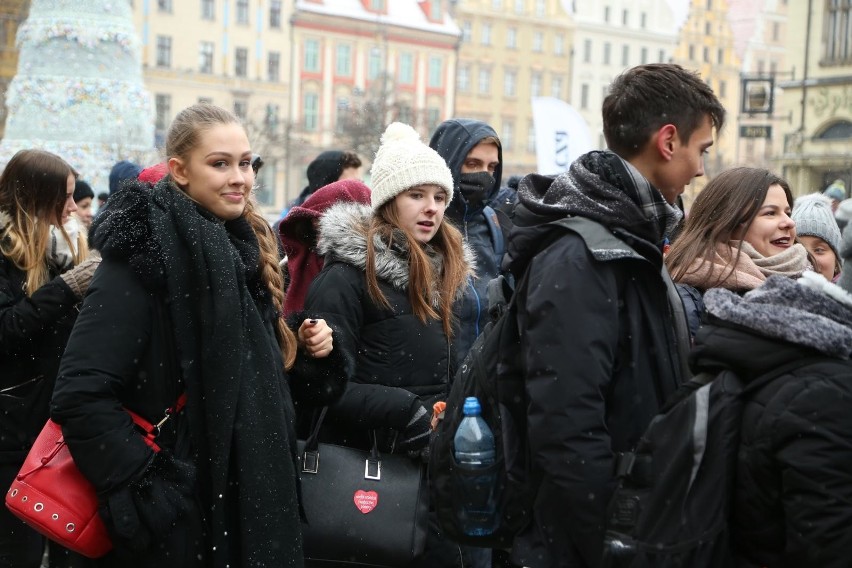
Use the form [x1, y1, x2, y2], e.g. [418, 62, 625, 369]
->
[51, 103, 346, 568]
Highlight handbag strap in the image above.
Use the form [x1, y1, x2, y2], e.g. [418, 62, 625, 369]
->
[301, 406, 383, 480]
[17, 393, 188, 480]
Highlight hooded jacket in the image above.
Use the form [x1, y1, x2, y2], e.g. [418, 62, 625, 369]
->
[278, 179, 371, 316]
[429, 119, 504, 367]
[505, 151, 685, 567]
[692, 273, 852, 567]
[303, 202, 473, 452]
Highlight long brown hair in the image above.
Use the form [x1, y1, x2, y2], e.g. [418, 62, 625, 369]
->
[165, 103, 298, 368]
[666, 167, 793, 287]
[0, 149, 86, 295]
[365, 198, 468, 338]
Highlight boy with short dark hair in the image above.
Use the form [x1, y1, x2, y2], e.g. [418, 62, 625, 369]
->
[506, 63, 725, 567]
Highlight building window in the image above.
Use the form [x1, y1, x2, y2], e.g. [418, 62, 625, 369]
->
[603, 42, 611, 65]
[427, 108, 441, 130]
[336, 44, 352, 76]
[156, 35, 171, 67]
[462, 21, 472, 43]
[825, 0, 851, 63]
[335, 98, 348, 132]
[201, 0, 215, 20]
[198, 97, 213, 104]
[504, 69, 517, 97]
[270, 0, 282, 28]
[235, 47, 248, 77]
[705, 22, 712, 34]
[478, 68, 492, 95]
[659, 49, 666, 62]
[482, 22, 492, 46]
[554, 34, 564, 55]
[689, 44, 695, 60]
[772, 22, 780, 41]
[551, 76, 563, 99]
[155, 94, 171, 130]
[532, 32, 544, 52]
[370, 0, 386, 10]
[580, 83, 589, 109]
[515, 0, 524, 14]
[641, 12, 647, 28]
[304, 39, 320, 72]
[268, 51, 280, 81]
[604, 6, 610, 22]
[233, 100, 247, 120]
[303, 92, 318, 131]
[428, 56, 443, 88]
[531, 72, 542, 97]
[502, 119, 514, 152]
[703, 46, 709, 63]
[622, 44, 629, 66]
[583, 39, 592, 63]
[706, 0, 712, 8]
[199, 41, 214, 73]
[236, 0, 249, 24]
[492, 0, 502, 8]
[622, 9, 629, 25]
[641, 47, 648, 64]
[430, 1, 442, 20]
[458, 64, 470, 91]
[719, 80, 727, 98]
[535, 0, 545, 16]
[265, 104, 279, 130]
[157, 0, 172, 12]
[368, 47, 383, 80]
[507, 27, 517, 49]
[717, 48, 724, 64]
[399, 52, 414, 84]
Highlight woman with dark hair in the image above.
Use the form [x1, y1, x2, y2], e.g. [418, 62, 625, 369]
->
[666, 167, 810, 337]
[50, 103, 346, 567]
[303, 123, 473, 566]
[0, 149, 100, 567]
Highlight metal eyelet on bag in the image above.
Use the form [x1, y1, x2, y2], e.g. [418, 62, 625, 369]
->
[52, 514, 59, 520]
[9, 489, 17, 497]
[34, 503, 43, 512]
[66, 523, 75, 533]
[21, 496, 27, 502]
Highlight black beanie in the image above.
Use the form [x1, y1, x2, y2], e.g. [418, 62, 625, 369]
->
[73, 179, 95, 203]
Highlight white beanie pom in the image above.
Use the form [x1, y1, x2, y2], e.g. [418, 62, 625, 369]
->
[381, 122, 421, 144]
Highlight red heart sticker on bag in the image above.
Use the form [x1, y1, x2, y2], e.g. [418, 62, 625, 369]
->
[353, 490, 378, 514]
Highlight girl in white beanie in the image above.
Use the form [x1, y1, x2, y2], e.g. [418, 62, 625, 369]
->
[301, 122, 474, 565]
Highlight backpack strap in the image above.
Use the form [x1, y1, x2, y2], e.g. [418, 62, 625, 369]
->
[661, 268, 693, 384]
[483, 205, 505, 266]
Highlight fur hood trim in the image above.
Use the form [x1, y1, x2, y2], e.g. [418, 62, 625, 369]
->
[317, 201, 476, 292]
[704, 273, 852, 359]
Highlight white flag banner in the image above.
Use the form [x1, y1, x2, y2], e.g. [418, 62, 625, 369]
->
[531, 97, 594, 176]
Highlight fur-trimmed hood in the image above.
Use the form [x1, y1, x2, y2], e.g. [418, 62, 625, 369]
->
[704, 271, 852, 359]
[316, 201, 475, 293]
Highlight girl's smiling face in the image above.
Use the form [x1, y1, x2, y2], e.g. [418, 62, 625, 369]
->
[741, 183, 796, 257]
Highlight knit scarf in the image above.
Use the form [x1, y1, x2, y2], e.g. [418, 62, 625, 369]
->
[520, 150, 682, 249]
[677, 241, 810, 292]
[46, 218, 80, 272]
[144, 182, 303, 567]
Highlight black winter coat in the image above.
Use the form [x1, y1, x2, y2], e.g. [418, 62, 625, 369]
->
[0, 252, 78, 463]
[692, 319, 852, 567]
[505, 211, 682, 568]
[305, 202, 464, 452]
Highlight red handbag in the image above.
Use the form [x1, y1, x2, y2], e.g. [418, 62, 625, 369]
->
[5, 395, 186, 558]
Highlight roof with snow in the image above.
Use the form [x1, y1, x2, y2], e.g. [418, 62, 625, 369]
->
[295, 0, 460, 37]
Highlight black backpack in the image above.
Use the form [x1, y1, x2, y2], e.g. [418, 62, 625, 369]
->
[429, 266, 535, 549]
[600, 356, 833, 568]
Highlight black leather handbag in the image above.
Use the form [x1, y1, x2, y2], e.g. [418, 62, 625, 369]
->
[298, 408, 429, 567]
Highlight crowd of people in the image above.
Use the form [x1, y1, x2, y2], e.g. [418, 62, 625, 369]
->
[1, 62, 851, 568]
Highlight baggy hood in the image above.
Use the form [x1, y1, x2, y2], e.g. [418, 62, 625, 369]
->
[316, 201, 475, 294]
[429, 118, 503, 209]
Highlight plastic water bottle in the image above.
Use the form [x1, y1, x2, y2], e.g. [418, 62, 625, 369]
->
[454, 396, 498, 536]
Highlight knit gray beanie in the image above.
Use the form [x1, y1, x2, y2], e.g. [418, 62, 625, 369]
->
[792, 193, 842, 259]
[369, 122, 454, 211]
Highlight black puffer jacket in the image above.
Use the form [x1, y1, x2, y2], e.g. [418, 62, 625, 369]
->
[692, 275, 852, 567]
[304, 202, 471, 452]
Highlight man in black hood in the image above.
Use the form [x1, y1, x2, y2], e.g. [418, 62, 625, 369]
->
[286, 150, 362, 212]
[506, 64, 725, 567]
[429, 119, 504, 367]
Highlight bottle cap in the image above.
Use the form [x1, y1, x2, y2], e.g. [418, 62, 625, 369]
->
[463, 397, 481, 416]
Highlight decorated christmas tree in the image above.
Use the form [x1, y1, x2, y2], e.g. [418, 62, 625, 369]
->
[0, 0, 154, 190]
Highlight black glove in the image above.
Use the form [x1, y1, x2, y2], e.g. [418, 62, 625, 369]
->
[100, 451, 196, 553]
[397, 403, 431, 453]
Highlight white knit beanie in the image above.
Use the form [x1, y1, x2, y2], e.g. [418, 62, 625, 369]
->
[792, 193, 842, 259]
[370, 122, 454, 211]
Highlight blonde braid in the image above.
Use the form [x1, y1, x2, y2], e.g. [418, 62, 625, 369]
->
[243, 199, 298, 369]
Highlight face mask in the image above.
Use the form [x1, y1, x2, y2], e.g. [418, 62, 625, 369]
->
[458, 171, 496, 206]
